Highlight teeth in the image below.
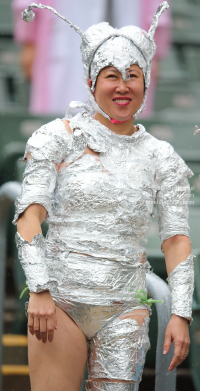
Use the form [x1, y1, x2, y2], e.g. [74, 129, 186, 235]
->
[114, 99, 130, 102]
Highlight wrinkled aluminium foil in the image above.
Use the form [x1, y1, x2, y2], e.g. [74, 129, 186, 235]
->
[15, 232, 57, 293]
[14, 112, 193, 303]
[21, 2, 169, 119]
[167, 254, 195, 324]
[86, 382, 139, 391]
[87, 316, 150, 382]
[14, 111, 193, 382]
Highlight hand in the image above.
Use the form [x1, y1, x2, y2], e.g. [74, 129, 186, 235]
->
[28, 291, 57, 343]
[163, 314, 190, 371]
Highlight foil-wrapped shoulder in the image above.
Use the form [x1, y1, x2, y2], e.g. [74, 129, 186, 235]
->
[13, 119, 73, 224]
[155, 140, 193, 251]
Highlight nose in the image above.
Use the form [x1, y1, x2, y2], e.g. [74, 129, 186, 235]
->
[115, 78, 130, 94]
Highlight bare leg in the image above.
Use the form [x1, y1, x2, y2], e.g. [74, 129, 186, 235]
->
[28, 306, 87, 391]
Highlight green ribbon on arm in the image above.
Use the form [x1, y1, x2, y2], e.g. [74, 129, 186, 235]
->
[135, 289, 164, 306]
[19, 283, 29, 299]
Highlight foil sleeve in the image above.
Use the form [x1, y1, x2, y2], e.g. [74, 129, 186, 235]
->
[15, 232, 58, 293]
[13, 119, 73, 224]
[155, 142, 193, 251]
[167, 254, 194, 324]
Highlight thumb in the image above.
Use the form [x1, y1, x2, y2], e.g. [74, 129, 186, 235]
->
[163, 331, 171, 355]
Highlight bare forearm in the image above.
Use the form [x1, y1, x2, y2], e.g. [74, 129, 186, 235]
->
[162, 235, 191, 275]
[17, 204, 46, 243]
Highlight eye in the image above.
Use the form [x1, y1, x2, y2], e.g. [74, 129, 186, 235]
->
[129, 73, 137, 78]
[107, 74, 117, 78]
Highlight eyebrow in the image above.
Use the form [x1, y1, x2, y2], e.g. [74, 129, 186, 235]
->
[105, 67, 118, 73]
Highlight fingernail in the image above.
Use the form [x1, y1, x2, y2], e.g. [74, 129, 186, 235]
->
[163, 349, 167, 355]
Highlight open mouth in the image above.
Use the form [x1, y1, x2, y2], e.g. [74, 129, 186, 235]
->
[113, 97, 132, 105]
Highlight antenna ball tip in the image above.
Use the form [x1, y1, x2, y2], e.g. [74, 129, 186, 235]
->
[22, 8, 35, 22]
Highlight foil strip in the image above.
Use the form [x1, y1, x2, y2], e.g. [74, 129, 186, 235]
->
[15, 232, 57, 293]
[87, 316, 150, 381]
[86, 381, 139, 391]
[167, 254, 194, 324]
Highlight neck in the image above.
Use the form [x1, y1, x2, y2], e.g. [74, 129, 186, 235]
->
[94, 112, 138, 136]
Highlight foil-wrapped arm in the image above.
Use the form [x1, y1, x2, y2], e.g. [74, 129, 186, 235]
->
[155, 141, 193, 252]
[13, 119, 72, 293]
[13, 119, 73, 224]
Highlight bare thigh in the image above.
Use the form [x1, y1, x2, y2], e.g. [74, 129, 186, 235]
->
[28, 306, 87, 391]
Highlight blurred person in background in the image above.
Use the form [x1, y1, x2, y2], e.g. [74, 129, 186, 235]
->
[12, 0, 171, 116]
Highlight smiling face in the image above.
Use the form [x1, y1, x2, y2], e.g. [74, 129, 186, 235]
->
[89, 65, 145, 122]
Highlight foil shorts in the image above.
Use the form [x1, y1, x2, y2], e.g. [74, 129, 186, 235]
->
[50, 252, 150, 383]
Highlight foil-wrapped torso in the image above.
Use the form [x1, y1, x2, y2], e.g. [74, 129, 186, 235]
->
[14, 112, 193, 306]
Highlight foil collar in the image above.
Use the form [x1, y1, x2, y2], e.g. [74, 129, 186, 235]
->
[167, 254, 194, 324]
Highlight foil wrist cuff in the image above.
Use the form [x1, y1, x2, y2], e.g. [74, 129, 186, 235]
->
[167, 254, 194, 325]
[15, 232, 57, 293]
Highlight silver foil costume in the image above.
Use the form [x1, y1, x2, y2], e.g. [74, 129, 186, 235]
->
[15, 1, 193, 387]
[167, 254, 194, 324]
[21, 2, 169, 120]
[15, 232, 57, 293]
[14, 112, 193, 386]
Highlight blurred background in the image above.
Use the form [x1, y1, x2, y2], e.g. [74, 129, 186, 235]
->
[0, 0, 200, 390]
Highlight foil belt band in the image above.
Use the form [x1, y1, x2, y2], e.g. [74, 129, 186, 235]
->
[167, 254, 194, 324]
[86, 381, 139, 391]
[15, 232, 57, 293]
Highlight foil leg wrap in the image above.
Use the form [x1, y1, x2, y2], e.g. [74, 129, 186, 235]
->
[86, 381, 139, 391]
[167, 254, 194, 324]
[15, 232, 57, 293]
[88, 316, 150, 383]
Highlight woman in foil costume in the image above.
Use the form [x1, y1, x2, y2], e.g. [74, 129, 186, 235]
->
[14, 2, 194, 391]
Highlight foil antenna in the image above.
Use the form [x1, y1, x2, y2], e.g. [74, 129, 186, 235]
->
[22, 3, 88, 42]
[148, 1, 169, 40]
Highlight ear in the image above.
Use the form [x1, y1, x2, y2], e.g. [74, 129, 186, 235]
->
[88, 78, 95, 97]
[88, 78, 92, 89]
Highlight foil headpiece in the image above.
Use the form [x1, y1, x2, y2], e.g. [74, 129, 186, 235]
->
[22, 2, 169, 120]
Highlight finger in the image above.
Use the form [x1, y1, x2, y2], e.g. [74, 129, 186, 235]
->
[40, 317, 47, 343]
[47, 318, 55, 342]
[169, 354, 182, 371]
[179, 341, 190, 361]
[163, 331, 172, 355]
[34, 317, 41, 341]
[28, 313, 34, 335]
[169, 342, 182, 371]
